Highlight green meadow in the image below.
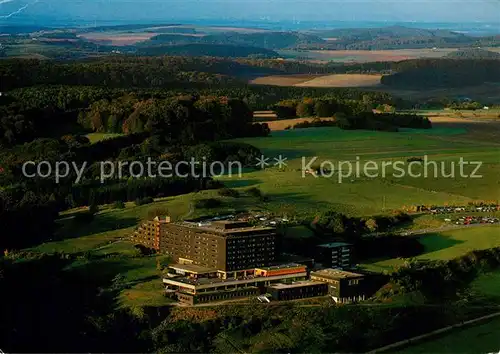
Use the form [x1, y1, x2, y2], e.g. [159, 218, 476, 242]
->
[396, 316, 500, 354]
[361, 225, 500, 273]
[222, 126, 499, 216]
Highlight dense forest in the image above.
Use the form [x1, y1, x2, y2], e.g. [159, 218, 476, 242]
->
[0, 56, 398, 91]
[381, 59, 500, 88]
[135, 43, 280, 58]
[3, 56, 495, 93]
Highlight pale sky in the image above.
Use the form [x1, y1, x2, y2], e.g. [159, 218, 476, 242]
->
[1, 0, 500, 23]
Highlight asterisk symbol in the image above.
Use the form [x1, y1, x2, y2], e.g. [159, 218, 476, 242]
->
[255, 155, 270, 169]
[274, 155, 288, 169]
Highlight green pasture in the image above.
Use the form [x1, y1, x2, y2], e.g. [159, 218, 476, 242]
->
[361, 225, 500, 273]
[221, 127, 499, 216]
[397, 316, 500, 354]
[471, 269, 500, 301]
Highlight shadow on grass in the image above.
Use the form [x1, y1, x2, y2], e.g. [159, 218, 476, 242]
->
[125, 274, 159, 288]
[259, 147, 314, 160]
[222, 179, 261, 188]
[418, 233, 464, 254]
[55, 213, 139, 240]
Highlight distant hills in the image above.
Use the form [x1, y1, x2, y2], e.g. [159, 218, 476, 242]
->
[142, 31, 324, 50]
[303, 26, 500, 50]
[136, 44, 279, 58]
[2, 23, 500, 60]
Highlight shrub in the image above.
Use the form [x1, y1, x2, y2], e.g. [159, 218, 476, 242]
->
[293, 119, 337, 129]
[89, 203, 99, 215]
[296, 102, 315, 118]
[73, 211, 95, 223]
[246, 187, 262, 198]
[194, 198, 222, 209]
[113, 200, 126, 209]
[218, 188, 240, 198]
[134, 244, 155, 256]
[135, 197, 154, 206]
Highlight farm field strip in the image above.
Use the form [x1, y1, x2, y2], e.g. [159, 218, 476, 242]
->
[294, 74, 383, 87]
[278, 47, 500, 62]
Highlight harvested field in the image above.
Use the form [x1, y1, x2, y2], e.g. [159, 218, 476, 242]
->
[250, 74, 319, 86]
[261, 117, 335, 131]
[279, 48, 500, 63]
[253, 110, 278, 121]
[250, 74, 382, 88]
[78, 32, 158, 45]
[295, 74, 382, 87]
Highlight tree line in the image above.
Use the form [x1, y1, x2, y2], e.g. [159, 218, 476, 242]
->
[274, 97, 431, 131]
[381, 59, 500, 89]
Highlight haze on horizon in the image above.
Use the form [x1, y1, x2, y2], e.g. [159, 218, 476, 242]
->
[0, 0, 499, 25]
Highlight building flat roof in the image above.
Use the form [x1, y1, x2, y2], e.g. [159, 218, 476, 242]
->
[318, 242, 352, 248]
[163, 271, 308, 289]
[169, 264, 217, 274]
[255, 263, 305, 271]
[268, 281, 326, 290]
[311, 269, 364, 280]
[176, 221, 275, 236]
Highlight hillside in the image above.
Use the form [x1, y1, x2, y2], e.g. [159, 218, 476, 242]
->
[302, 26, 500, 50]
[446, 48, 500, 59]
[141, 31, 325, 50]
[135, 43, 279, 58]
[381, 59, 500, 89]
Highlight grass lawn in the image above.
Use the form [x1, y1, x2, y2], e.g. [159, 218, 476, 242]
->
[471, 269, 500, 301]
[223, 126, 499, 217]
[361, 225, 500, 273]
[397, 316, 500, 354]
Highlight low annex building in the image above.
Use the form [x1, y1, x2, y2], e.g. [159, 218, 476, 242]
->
[163, 263, 308, 305]
[266, 281, 328, 301]
[310, 268, 367, 303]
